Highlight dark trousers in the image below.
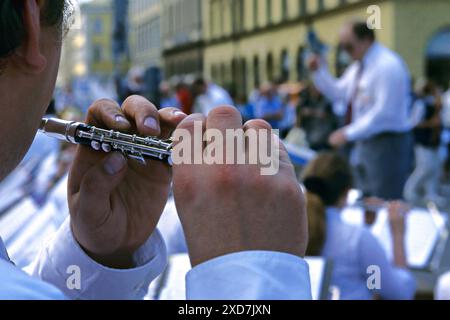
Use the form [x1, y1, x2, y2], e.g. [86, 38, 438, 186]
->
[352, 131, 413, 200]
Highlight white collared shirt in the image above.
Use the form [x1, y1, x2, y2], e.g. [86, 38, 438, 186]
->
[0, 218, 312, 300]
[313, 42, 412, 141]
[195, 84, 234, 116]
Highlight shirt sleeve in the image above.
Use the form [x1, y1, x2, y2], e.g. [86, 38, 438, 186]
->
[26, 218, 167, 300]
[312, 65, 354, 104]
[358, 230, 416, 300]
[185, 251, 312, 300]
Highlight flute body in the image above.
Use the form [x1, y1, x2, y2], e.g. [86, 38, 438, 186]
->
[39, 118, 173, 165]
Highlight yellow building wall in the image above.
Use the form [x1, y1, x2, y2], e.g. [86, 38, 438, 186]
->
[203, 0, 394, 93]
[129, 2, 162, 68]
[203, 0, 449, 94]
[90, 13, 114, 75]
[393, 0, 450, 80]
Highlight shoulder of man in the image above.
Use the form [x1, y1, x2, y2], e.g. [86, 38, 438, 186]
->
[376, 44, 408, 72]
[0, 258, 65, 300]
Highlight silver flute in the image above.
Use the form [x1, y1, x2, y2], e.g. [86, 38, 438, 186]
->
[39, 118, 173, 165]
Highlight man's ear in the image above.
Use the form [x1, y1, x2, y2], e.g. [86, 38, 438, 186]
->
[11, 0, 47, 74]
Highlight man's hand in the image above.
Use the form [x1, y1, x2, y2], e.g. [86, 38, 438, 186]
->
[329, 128, 348, 147]
[307, 55, 320, 72]
[68, 96, 186, 269]
[172, 106, 308, 267]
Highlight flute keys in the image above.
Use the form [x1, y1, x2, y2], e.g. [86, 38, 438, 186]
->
[102, 144, 112, 153]
[91, 141, 101, 151]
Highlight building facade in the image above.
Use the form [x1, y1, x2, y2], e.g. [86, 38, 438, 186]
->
[203, 0, 450, 99]
[129, 0, 162, 69]
[58, 19, 86, 87]
[162, 0, 204, 79]
[81, 0, 114, 79]
[57, 0, 114, 86]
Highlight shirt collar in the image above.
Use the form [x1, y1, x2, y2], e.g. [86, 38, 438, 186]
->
[0, 237, 12, 263]
[361, 42, 380, 68]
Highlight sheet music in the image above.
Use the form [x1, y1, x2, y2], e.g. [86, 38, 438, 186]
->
[305, 257, 327, 300]
[6, 202, 60, 268]
[0, 199, 38, 245]
[342, 207, 447, 269]
[0, 168, 30, 215]
[0, 189, 25, 215]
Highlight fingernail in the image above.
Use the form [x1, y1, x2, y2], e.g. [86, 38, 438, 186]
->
[104, 153, 126, 176]
[144, 117, 159, 131]
[115, 115, 129, 125]
[173, 110, 186, 117]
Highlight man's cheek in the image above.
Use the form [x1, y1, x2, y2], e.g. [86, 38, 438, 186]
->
[0, 138, 30, 182]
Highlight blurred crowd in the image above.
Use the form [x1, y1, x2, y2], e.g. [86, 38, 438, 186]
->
[132, 73, 450, 211]
[10, 67, 450, 250]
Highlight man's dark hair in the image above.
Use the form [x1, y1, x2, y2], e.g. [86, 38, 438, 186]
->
[0, 0, 67, 59]
[193, 78, 207, 87]
[352, 21, 376, 42]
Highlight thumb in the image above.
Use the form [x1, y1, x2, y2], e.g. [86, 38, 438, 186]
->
[78, 152, 128, 215]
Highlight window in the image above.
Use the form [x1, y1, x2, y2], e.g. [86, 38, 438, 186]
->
[93, 45, 102, 63]
[220, 0, 225, 36]
[209, 0, 215, 36]
[240, 58, 248, 98]
[299, 0, 307, 16]
[231, 58, 239, 98]
[280, 50, 290, 82]
[253, 0, 259, 28]
[318, 0, 325, 12]
[282, 0, 288, 20]
[266, 53, 274, 82]
[211, 65, 218, 82]
[220, 63, 227, 86]
[232, 0, 245, 33]
[297, 46, 307, 80]
[266, 0, 272, 25]
[253, 56, 260, 88]
[93, 18, 103, 34]
[426, 27, 450, 88]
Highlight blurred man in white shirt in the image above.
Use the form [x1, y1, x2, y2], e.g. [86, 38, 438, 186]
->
[193, 78, 234, 115]
[308, 20, 412, 200]
[441, 81, 450, 129]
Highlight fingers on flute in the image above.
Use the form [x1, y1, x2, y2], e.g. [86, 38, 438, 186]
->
[158, 107, 187, 139]
[122, 95, 161, 136]
[86, 99, 131, 131]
